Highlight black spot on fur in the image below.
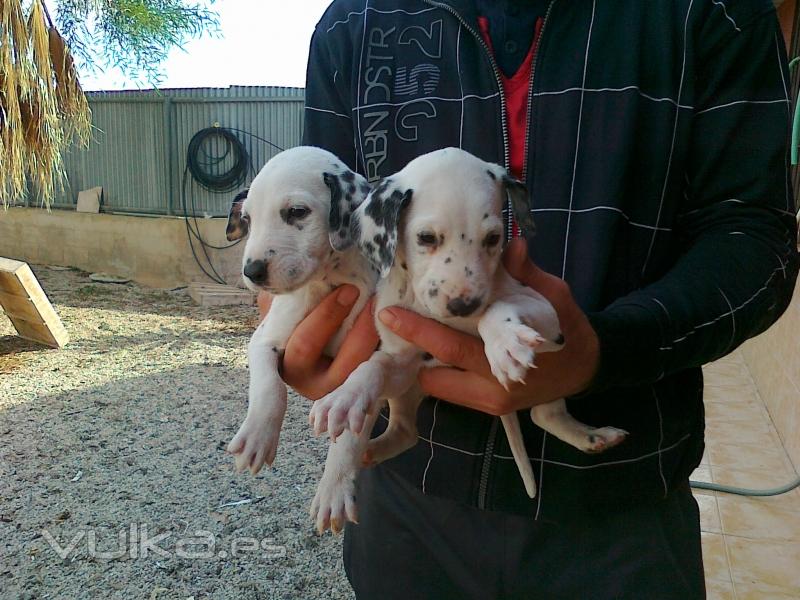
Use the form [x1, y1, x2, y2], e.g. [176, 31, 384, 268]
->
[280, 207, 305, 226]
[422, 352, 433, 361]
[296, 224, 304, 230]
[272, 346, 278, 353]
[342, 213, 351, 227]
[444, 257, 451, 264]
[428, 288, 438, 298]
[401, 262, 407, 270]
[483, 213, 489, 219]
[348, 183, 356, 195]
[505, 318, 512, 322]
[341, 170, 356, 183]
[460, 233, 465, 240]
[464, 267, 473, 276]
[486, 169, 496, 180]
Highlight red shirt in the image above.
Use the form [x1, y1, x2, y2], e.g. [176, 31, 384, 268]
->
[477, 16, 543, 237]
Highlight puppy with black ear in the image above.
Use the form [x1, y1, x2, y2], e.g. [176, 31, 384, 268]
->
[224, 146, 381, 532]
[309, 147, 628, 499]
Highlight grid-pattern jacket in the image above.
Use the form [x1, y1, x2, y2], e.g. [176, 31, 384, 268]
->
[302, 0, 800, 522]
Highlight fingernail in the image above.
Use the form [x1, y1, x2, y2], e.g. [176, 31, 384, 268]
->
[378, 308, 399, 330]
[337, 286, 359, 306]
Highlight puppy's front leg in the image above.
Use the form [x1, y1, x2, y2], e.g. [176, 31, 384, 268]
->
[227, 297, 305, 475]
[309, 346, 419, 441]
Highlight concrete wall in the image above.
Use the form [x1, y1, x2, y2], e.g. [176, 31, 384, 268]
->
[740, 276, 800, 470]
[0, 207, 244, 289]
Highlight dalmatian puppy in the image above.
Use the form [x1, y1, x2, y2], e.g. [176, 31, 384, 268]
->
[224, 146, 380, 533]
[309, 147, 628, 499]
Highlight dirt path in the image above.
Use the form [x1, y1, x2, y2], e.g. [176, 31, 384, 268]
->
[0, 267, 353, 600]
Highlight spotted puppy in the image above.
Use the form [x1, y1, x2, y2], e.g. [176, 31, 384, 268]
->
[224, 146, 379, 532]
[309, 147, 628, 499]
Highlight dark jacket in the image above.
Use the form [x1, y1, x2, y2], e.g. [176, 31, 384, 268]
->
[302, 0, 800, 522]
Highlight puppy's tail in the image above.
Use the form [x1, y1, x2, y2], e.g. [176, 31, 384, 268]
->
[500, 413, 537, 498]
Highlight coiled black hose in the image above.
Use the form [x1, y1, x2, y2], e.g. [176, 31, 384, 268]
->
[186, 126, 249, 193]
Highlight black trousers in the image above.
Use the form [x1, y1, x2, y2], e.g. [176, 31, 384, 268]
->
[344, 466, 705, 600]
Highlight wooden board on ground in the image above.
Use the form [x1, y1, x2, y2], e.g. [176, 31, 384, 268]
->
[188, 282, 256, 307]
[0, 257, 69, 348]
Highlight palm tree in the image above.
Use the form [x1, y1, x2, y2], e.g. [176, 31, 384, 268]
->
[0, 0, 217, 208]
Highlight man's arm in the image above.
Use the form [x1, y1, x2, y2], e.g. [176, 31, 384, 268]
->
[587, 11, 799, 391]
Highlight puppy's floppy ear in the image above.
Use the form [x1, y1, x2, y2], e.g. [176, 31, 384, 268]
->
[503, 174, 536, 237]
[352, 179, 413, 278]
[324, 170, 371, 251]
[226, 189, 250, 241]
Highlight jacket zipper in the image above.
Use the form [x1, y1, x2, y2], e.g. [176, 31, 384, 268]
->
[521, 0, 557, 185]
[418, 0, 554, 510]
[418, 0, 510, 510]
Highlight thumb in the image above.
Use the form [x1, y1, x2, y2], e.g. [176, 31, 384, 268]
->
[503, 238, 550, 289]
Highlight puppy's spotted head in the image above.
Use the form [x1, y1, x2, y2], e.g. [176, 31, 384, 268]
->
[360, 148, 536, 320]
[237, 146, 370, 293]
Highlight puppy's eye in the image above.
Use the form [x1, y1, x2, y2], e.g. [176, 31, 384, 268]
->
[417, 232, 438, 247]
[484, 232, 501, 248]
[288, 206, 310, 220]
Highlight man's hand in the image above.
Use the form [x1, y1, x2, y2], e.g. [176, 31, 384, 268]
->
[281, 286, 379, 400]
[377, 239, 600, 415]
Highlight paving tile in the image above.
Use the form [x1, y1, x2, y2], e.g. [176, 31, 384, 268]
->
[703, 362, 755, 387]
[733, 580, 800, 599]
[707, 442, 795, 473]
[704, 400, 773, 428]
[703, 385, 759, 405]
[695, 492, 722, 534]
[701, 532, 732, 584]
[712, 466, 800, 495]
[717, 495, 800, 542]
[726, 536, 800, 593]
[704, 578, 735, 600]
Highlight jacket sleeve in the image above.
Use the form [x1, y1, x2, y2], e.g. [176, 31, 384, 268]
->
[586, 11, 799, 391]
[302, 25, 358, 171]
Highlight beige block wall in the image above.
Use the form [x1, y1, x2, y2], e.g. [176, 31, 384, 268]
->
[740, 277, 800, 470]
[0, 207, 244, 289]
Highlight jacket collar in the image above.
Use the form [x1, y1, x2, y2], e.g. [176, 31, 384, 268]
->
[420, 0, 481, 30]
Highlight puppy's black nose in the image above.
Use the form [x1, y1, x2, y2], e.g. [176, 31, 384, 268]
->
[243, 259, 268, 284]
[446, 296, 481, 317]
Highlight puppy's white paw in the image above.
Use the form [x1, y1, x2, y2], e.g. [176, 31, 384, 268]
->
[580, 427, 629, 454]
[308, 384, 377, 440]
[310, 468, 358, 535]
[226, 417, 280, 475]
[484, 322, 545, 390]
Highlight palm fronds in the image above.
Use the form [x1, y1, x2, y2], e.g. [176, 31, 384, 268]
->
[1, 0, 92, 209]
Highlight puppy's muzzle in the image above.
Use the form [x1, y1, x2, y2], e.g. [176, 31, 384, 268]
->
[243, 259, 269, 285]
[446, 296, 482, 317]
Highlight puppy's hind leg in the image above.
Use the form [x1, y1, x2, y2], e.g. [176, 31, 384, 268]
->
[311, 409, 379, 535]
[364, 387, 423, 466]
[530, 399, 628, 454]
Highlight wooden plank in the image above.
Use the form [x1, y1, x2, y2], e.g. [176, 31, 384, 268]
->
[0, 291, 41, 322]
[0, 257, 69, 348]
[10, 316, 58, 347]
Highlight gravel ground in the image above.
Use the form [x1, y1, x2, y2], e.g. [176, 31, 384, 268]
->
[0, 266, 354, 600]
